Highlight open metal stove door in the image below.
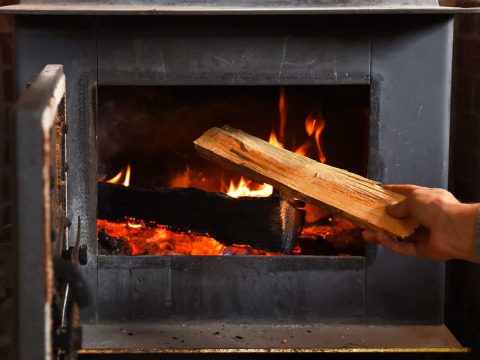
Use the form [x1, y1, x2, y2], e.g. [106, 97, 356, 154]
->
[12, 65, 86, 360]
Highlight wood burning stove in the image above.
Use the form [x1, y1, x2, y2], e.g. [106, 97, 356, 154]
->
[4, 0, 479, 357]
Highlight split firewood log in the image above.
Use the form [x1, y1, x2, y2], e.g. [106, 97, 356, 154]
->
[194, 125, 419, 238]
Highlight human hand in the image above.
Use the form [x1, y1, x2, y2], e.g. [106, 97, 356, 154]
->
[362, 184, 480, 262]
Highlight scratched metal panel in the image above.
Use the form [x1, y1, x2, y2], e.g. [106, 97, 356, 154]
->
[16, 16, 98, 320]
[97, 256, 365, 322]
[2, 5, 477, 15]
[98, 17, 370, 86]
[18, 0, 440, 6]
[365, 15, 453, 324]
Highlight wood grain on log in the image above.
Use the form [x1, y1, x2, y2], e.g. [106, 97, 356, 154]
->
[194, 125, 419, 238]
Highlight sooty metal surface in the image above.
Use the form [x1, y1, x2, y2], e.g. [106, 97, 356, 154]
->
[80, 323, 466, 353]
[97, 256, 364, 322]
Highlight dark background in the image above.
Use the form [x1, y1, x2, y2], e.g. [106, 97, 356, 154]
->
[97, 85, 369, 190]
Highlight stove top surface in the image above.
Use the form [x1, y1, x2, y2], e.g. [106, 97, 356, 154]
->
[1, 0, 479, 15]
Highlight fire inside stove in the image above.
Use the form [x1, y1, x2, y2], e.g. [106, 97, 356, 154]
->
[97, 86, 369, 256]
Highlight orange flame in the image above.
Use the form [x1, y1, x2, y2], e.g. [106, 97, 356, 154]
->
[294, 142, 310, 157]
[224, 89, 327, 199]
[268, 130, 284, 149]
[106, 164, 131, 187]
[304, 113, 327, 163]
[278, 87, 287, 143]
[270, 99, 327, 165]
[222, 127, 284, 198]
[314, 117, 326, 164]
[226, 177, 273, 198]
[305, 114, 317, 136]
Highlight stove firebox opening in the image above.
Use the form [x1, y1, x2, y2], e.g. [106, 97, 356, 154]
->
[97, 86, 369, 257]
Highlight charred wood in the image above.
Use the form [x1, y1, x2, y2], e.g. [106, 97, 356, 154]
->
[97, 182, 305, 253]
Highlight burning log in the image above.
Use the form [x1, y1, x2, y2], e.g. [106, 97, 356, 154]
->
[98, 182, 305, 253]
[194, 125, 419, 238]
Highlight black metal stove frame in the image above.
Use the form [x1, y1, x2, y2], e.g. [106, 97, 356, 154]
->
[6, 0, 479, 355]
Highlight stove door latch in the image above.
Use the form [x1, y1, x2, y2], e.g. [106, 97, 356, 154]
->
[53, 217, 91, 360]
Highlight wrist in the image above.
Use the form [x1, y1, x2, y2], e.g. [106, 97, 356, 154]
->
[451, 203, 480, 262]
[472, 204, 480, 263]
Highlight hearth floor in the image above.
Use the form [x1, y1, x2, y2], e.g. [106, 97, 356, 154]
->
[80, 322, 467, 354]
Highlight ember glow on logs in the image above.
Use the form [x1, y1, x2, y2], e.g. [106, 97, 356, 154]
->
[97, 87, 365, 256]
[98, 219, 278, 256]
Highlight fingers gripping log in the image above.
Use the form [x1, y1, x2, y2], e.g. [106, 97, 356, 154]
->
[194, 125, 419, 238]
[98, 182, 305, 253]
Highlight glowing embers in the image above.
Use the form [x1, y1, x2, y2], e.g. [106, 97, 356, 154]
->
[298, 216, 365, 256]
[97, 219, 277, 256]
[97, 215, 364, 256]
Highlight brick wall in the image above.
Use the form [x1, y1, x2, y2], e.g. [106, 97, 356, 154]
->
[0, 8, 13, 360]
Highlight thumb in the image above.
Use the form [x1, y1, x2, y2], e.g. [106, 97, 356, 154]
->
[386, 199, 410, 218]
